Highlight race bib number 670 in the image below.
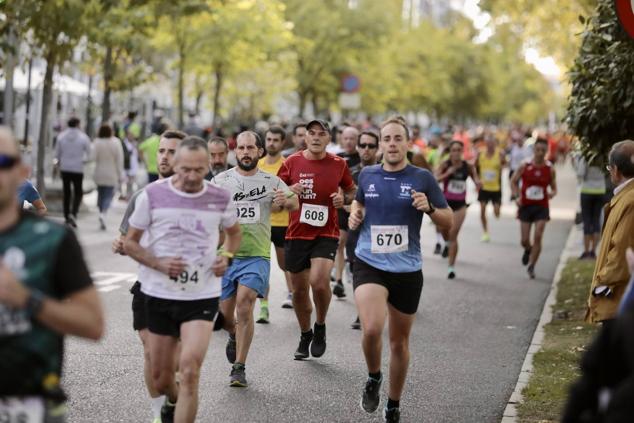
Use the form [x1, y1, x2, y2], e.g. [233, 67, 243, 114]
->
[371, 225, 408, 254]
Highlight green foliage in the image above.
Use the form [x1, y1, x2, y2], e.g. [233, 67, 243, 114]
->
[565, 0, 634, 160]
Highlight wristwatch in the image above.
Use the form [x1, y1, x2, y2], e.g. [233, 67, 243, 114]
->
[425, 203, 436, 215]
[24, 289, 46, 317]
[218, 250, 234, 267]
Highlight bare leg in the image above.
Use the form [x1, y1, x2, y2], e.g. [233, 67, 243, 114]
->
[138, 329, 160, 398]
[387, 304, 416, 401]
[235, 285, 258, 364]
[148, 333, 179, 403]
[220, 295, 237, 334]
[309, 258, 335, 325]
[448, 207, 467, 267]
[355, 284, 388, 373]
[291, 270, 312, 331]
[275, 245, 293, 294]
[479, 201, 488, 233]
[529, 220, 547, 267]
[520, 222, 532, 250]
[335, 230, 348, 281]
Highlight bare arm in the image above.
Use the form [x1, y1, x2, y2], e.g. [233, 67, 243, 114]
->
[343, 186, 357, 205]
[511, 163, 525, 199]
[429, 207, 453, 232]
[31, 199, 47, 216]
[348, 200, 366, 230]
[212, 223, 242, 276]
[549, 167, 558, 199]
[469, 163, 481, 188]
[123, 227, 186, 277]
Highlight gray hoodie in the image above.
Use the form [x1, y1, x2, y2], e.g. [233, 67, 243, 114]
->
[55, 128, 91, 173]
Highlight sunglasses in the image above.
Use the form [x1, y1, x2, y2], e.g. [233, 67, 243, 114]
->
[358, 143, 377, 150]
[0, 154, 19, 170]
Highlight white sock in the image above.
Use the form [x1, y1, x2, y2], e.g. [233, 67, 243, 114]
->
[151, 395, 165, 419]
[436, 232, 443, 244]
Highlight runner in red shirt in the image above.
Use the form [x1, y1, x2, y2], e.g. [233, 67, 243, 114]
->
[511, 137, 558, 279]
[278, 119, 356, 360]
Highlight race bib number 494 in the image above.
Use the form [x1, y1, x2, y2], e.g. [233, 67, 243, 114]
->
[371, 225, 408, 254]
[235, 201, 260, 224]
[0, 397, 45, 423]
[299, 203, 328, 227]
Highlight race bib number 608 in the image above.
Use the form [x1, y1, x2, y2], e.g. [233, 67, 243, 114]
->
[299, 203, 328, 227]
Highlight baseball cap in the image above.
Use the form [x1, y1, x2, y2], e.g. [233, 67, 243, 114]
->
[306, 119, 331, 132]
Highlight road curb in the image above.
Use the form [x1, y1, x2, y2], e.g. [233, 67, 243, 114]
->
[501, 224, 581, 422]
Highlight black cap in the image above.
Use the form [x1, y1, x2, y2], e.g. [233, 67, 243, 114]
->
[306, 119, 331, 132]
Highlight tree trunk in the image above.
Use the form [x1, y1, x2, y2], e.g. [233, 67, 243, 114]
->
[311, 92, 319, 118]
[194, 90, 203, 116]
[2, 27, 16, 129]
[85, 73, 94, 138]
[298, 90, 307, 118]
[211, 68, 223, 128]
[36, 51, 56, 195]
[177, 47, 185, 129]
[101, 46, 113, 123]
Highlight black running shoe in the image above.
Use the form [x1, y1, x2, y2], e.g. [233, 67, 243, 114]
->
[310, 323, 326, 358]
[294, 330, 313, 360]
[226, 334, 236, 364]
[229, 363, 248, 387]
[351, 316, 361, 330]
[434, 243, 441, 255]
[333, 282, 346, 299]
[522, 247, 531, 266]
[441, 246, 449, 258]
[361, 376, 382, 413]
[527, 264, 536, 279]
[161, 401, 176, 423]
[384, 407, 400, 422]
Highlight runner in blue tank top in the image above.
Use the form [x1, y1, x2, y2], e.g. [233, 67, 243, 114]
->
[349, 117, 453, 423]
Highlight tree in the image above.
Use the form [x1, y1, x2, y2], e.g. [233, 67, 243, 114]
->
[565, 0, 634, 159]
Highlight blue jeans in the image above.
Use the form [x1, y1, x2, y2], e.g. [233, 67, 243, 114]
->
[97, 186, 115, 213]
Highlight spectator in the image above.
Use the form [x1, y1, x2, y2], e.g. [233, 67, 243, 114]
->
[576, 156, 608, 259]
[55, 117, 91, 228]
[586, 140, 634, 323]
[120, 127, 139, 201]
[93, 123, 124, 231]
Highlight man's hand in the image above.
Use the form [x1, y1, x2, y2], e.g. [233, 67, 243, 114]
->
[289, 183, 304, 197]
[112, 235, 126, 255]
[330, 190, 344, 209]
[273, 189, 287, 208]
[155, 257, 186, 278]
[0, 260, 30, 308]
[411, 189, 431, 212]
[627, 247, 634, 275]
[212, 256, 230, 277]
[348, 209, 364, 230]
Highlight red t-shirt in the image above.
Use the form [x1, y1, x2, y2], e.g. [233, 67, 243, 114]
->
[278, 151, 355, 240]
[520, 161, 552, 208]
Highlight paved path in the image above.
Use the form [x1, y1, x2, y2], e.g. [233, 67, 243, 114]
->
[61, 163, 578, 422]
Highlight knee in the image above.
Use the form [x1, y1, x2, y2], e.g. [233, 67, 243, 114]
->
[152, 369, 172, 393]
[312, 282, 331, 297]
[236, 299, 255, 321]
[178, 357, 202, 387]
[534, 233, 544, 245]
[389, 337, 409, 357]
[363, 324, 382, 343]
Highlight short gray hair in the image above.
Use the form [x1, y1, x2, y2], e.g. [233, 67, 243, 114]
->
[609, 140, 634, 178]
[177, 135, 208, 156]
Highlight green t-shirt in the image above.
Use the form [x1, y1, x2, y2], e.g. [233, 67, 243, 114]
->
[213, 168, 291, 258]
[0, 213, 92, 398]
[138, 134, 160, 174]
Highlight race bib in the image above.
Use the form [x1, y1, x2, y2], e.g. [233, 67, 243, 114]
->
[0, 304, 31, 336]
[168, 257, 214, 294]
[299, 203, 328, 227]
[483, 170, 497, 182]
[526, 186, 545, 201]
[0, 397, 45, 423]
[235, 201, 260, 224]
[447, 180, 466, 195]
[371, 225, 408, 254]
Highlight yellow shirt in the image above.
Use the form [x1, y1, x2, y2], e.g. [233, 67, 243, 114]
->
[258, 156, 289, 227]
[479, 149, 502, 192]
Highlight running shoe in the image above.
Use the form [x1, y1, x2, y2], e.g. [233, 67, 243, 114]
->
[441, 245, 449, 258]
[282, 293, 293, 309]
[66, 216, 77, 228]
[160, 401, 176, 423]
[333, 281, 346, 299]
[522, 247, 532, 266]
[361, 375, 382, 413]
[447, 267, 456, 280]
[481, 232, 490, 243]
[229, 363, 248, 387]
[226, 334, 236, 364]
[99, 216, 106, 231]
[434, 243, 442, 255]
[578, 251, 589, 260]
[588, 251, 596, 259]
[527, 264, 536, 279]
[383, 407, 400, 422]
[256, 306, 269, 324]
[294, 330, 313, 360]
[351, 316, 361, 330]
[310, 323, 327, 358]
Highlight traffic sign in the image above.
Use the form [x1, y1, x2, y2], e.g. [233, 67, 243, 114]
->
[341, 75, 361, 93]
[615, 0, 634, 39]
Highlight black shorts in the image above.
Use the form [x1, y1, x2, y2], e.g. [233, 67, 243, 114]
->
[447, 200, 468, 211]
[271, 226, 287, 249]
[518, 204, 550, 223]
[352, 258, 424, 315]
[478, 190, 502, 204]
[145, 295, 219, 338]
[130, 281, 148, 331]
[337, 209, 350, 232]
[284, 237, 338, 273]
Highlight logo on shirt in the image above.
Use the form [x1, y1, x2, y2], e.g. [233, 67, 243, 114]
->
[233, 185, 267, 202]
[399, 183, 412, 199]
[365, 183, 379, 199]
[368, 184, 376, 192]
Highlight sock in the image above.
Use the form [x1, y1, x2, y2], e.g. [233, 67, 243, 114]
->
[445, 241, 452, 247]
[436, 233, 443, 244]
[260, 300, 268, 308]
[369, 371, 382, 381]
[314, 322, 325, 328]
[387, 398, 400, 410]
[151, 396, 165, 418]
[448, 266, 455, 273]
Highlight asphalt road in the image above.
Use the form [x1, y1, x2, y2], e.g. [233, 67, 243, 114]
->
[60, 164, 577, 423]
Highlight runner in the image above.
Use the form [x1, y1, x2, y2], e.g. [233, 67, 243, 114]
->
[508, 132, 532, 200]
[436, 140, 481, 279]
[214, 131, 297, 387]
[476, 134, 506, 242]
[333, 125, 361, 299]
[257, 126, 295, 313]
[277, 119, 356, 360]
[0, 126, 104, 421]
[205, 136, 233, 180]
[123, 136, 241, 423]
[282, 123, 307, 158]
[511, 137, 557, 279]
[112, 129, 186, 423]
[345, 130, 379, 330]
[349, 117, 452, 422]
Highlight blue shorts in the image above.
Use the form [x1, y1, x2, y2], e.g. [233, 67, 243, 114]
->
[221, 257, 270, 300]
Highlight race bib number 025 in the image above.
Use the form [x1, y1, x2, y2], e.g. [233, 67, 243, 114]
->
[0, 397, 45, 423]
[299, 203, 328, 227]
[235, 201, 260, 224]
[371, 225, 408, 254]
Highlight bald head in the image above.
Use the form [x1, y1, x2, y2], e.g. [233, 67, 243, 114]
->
[0, 126, 19, 156]
[342, 126, 359, 154]
[0, 126, 25, 213]
[609, 140, 634, 179]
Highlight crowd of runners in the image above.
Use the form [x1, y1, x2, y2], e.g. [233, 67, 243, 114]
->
[0, 117, 561, 423]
